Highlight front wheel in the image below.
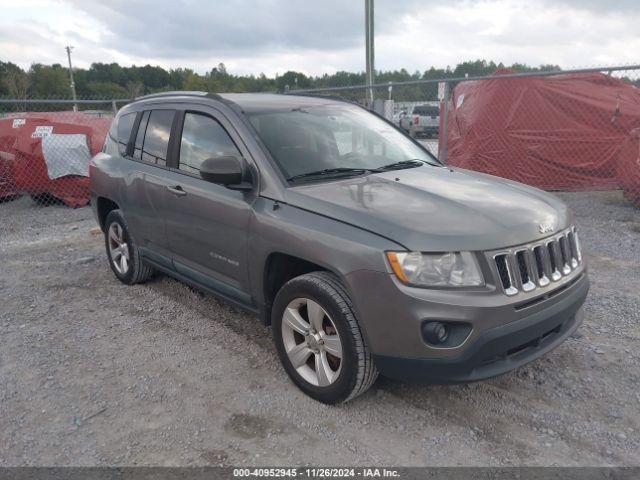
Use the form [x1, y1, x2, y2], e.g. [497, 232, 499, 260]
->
[272, 272, 378, 404]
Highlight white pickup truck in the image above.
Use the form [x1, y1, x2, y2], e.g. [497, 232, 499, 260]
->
[399, 105, 440, 138]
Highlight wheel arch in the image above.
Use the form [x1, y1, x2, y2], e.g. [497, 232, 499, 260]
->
[96, 197, 120, 231]
[261, 251, 348, 325]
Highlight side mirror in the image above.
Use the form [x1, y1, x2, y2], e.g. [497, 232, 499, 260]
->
[199, 156, 252, 190]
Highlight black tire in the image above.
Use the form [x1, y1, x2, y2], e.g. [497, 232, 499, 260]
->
[272, 271, 378, 404]
[104, 209, 154, 285]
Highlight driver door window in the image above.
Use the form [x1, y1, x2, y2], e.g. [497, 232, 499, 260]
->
[179, 113, 241, 175]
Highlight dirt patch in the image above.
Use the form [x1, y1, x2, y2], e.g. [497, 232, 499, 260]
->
[200, 449, 230, 466]
[225, 414, 275, 440]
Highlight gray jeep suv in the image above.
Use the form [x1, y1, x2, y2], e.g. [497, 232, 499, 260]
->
[90, 91, 589, 404]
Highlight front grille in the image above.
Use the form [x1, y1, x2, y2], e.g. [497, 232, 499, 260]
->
[491, 227, 583, 296]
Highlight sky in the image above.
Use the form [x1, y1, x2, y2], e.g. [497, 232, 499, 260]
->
[0, 0, 638, 77]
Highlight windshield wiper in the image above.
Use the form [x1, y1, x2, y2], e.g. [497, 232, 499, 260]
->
[375, 159, 426, 171]
[286, 160, 430, 182]
[287, 168, 372, 182]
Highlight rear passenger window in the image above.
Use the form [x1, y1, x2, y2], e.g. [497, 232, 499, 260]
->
[140, 110, 175, 166]
[116, 113, 136, 155]
[178, 113, 241, 174]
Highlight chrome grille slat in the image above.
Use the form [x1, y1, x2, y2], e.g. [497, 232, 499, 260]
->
[547, 240, 562, 281]
[515, 249, 536, 292]
[558, 236, 572, 275]
[569, 228, 582, 264]
[494, 253, 518, 296]
[567, 232, 578, 268]
[491, 227, 583, 296]
[533, 245, 551, 287]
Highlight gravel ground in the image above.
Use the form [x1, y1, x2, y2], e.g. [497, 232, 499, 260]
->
[0, 191, 639, 467]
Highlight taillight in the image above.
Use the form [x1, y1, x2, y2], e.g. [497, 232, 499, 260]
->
[413, 115, 419, 125]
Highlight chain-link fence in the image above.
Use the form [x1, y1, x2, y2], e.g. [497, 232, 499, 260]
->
[290, 65, 640, 208]
[2, 68, 640, 211]
[0, 98, 130, 207]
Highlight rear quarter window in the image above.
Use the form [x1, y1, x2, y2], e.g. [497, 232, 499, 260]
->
[116, 112, 136, 155]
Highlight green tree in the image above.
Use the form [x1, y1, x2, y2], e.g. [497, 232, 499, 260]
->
[86, 81, 128, 98]
[138, 64, 171, 90]
[183, 73, 208, 91]
[87, 62, 127, 85]
[126, 80, 145, 99]
[0, 58, 571, 100]
[276, 71, 312, 92]
[0, 62, 29, 98]
[168, 68, 192, 90]
[29, 63, 70, 97]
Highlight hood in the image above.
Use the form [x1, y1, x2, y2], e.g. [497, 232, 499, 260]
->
[284, 165, 570, 251]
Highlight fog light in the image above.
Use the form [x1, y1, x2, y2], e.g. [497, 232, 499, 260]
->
[423, 321, 449, 344]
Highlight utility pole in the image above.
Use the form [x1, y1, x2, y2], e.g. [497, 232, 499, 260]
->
[65, 46, 78, 112]
[364, 0, 375, 107]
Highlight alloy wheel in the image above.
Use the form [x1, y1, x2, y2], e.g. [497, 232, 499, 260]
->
[107, 222, 130, 275]
[281, 297, 343, 387]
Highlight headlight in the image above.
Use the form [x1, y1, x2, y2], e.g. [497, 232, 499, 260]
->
[386, 251, 484, 287]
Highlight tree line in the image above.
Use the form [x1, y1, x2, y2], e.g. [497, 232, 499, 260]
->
[0, 59, 572, 102]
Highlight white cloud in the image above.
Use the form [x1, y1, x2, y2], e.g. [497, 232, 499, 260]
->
[375, 1, 640, 72]
[0, 0, 638, 77]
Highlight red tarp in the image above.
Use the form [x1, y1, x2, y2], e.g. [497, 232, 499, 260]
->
[444, 72, 640, 199]
[617, 127, 640, 208]
[0, 135, 19, 200]
[0, 112, 110, 207]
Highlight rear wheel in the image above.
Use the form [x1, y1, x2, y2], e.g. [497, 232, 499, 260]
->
[104, 209, 154, 285]
[272, 271, 378, 404]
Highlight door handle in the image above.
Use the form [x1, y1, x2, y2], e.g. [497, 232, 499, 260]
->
[167, 185, 187, 197]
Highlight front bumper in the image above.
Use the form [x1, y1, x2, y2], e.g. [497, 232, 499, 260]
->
[345, 268, 589, 383]
[374, 300, 584, 383]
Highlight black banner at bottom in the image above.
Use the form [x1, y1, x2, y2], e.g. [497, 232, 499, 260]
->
[0, 467, 638, 480]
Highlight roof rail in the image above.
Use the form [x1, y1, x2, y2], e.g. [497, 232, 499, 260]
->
[134, 91, 211, 101]
[289, 92, 361, 107]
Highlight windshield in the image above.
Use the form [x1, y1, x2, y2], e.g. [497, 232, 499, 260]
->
[247, 105, 439, 181]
